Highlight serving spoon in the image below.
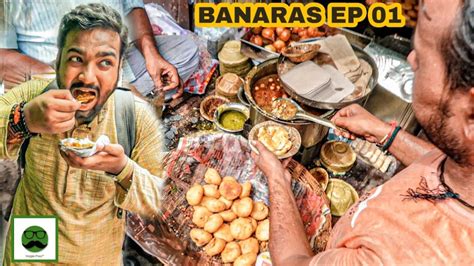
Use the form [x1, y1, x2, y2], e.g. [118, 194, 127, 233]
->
[271, 98, 348, 133]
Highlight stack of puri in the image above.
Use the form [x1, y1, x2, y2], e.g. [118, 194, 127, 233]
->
[186, 168, 270, 265]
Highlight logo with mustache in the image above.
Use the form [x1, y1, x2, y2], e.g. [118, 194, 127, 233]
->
[21, 226, 48, 252]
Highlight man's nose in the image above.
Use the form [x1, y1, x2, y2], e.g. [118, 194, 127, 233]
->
[78, 65, 98, 85]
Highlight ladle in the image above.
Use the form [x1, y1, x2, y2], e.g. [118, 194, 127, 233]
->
[271, 98, 348, 133]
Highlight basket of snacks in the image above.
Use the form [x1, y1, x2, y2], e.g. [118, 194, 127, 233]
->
[126, 133, 332, 265]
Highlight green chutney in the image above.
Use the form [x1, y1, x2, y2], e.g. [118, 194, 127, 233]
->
[219, 110, 247, 131]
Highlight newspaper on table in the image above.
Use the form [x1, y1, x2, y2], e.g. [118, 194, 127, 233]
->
[126, 133, 331, 265]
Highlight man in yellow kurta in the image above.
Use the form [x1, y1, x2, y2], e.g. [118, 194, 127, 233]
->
[1, 4, 165, 264]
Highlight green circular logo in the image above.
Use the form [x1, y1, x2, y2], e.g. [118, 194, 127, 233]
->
[21, 226, 48, 252]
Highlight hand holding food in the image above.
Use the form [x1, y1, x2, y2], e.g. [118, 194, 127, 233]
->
[251, 141, 292, 187]
[61, 137, 94, 150]
[60, 142, 128, 175]
[24, 89, 81, 134]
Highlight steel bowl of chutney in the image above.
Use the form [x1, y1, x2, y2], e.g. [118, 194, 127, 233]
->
[214, 103, 250, 133]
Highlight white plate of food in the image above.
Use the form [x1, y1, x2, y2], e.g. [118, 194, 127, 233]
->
[59, 135, 110, 157]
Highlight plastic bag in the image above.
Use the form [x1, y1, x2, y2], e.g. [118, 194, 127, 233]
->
[126, 133, 331, 264]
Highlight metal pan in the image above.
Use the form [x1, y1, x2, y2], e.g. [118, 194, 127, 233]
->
[243, 58, 334, 149]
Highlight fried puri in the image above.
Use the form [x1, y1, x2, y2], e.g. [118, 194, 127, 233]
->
[230, 218, 254, 240]
[219, 179, 242, 200]
[250, 201, 269, 221]
[204, 214, 224, 233]
[186, 184, 204, 206]
[190, 228, 212, 247]
[204, 168, 222, 185]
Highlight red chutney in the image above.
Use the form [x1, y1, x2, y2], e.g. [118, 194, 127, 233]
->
[252, 74, 288, 113]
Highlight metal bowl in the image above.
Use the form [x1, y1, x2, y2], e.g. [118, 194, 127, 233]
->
[214, 102, 250, 133]
[244, 58, 334, 148]
[320, 141, 357, 175]
[281, 43, 321, 63]
[237, 86, 250, 107]
[200, 95, 230, 122]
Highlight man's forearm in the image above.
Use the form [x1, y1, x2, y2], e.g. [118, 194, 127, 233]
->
[0, 49, 54, 91]
[268, 172, 314, 266]
[127, 8, 162, 59]
[386, 129, 436, 166]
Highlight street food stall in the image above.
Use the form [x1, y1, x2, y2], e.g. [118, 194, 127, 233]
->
[123, 22, 412, 264]
[0, 1, 425, 265]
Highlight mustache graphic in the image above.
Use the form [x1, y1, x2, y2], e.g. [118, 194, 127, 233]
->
[22, 240, 47, 249]
[70, 82, 99, 91]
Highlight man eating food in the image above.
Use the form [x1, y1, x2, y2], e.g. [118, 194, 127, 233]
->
[74, 89, 97, 104]
[1, 4, 165, 264]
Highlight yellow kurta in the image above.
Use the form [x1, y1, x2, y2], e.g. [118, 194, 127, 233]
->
[1, 80, 165, 265]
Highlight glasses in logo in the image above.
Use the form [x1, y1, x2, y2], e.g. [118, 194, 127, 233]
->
[23, 229, 47, 239]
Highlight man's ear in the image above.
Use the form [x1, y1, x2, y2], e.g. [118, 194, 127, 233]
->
[465, 87, 474, 141]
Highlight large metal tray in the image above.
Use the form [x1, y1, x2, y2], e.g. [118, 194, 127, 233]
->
[239, 30, 279, 62]
[239, 27, 373, 62]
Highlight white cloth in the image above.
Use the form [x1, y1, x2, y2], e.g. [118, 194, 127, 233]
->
[0, 0, 144, 65]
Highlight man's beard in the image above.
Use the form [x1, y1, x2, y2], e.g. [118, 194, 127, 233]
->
[420, 97, 470, 166]
[75, 102, 103, 125]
